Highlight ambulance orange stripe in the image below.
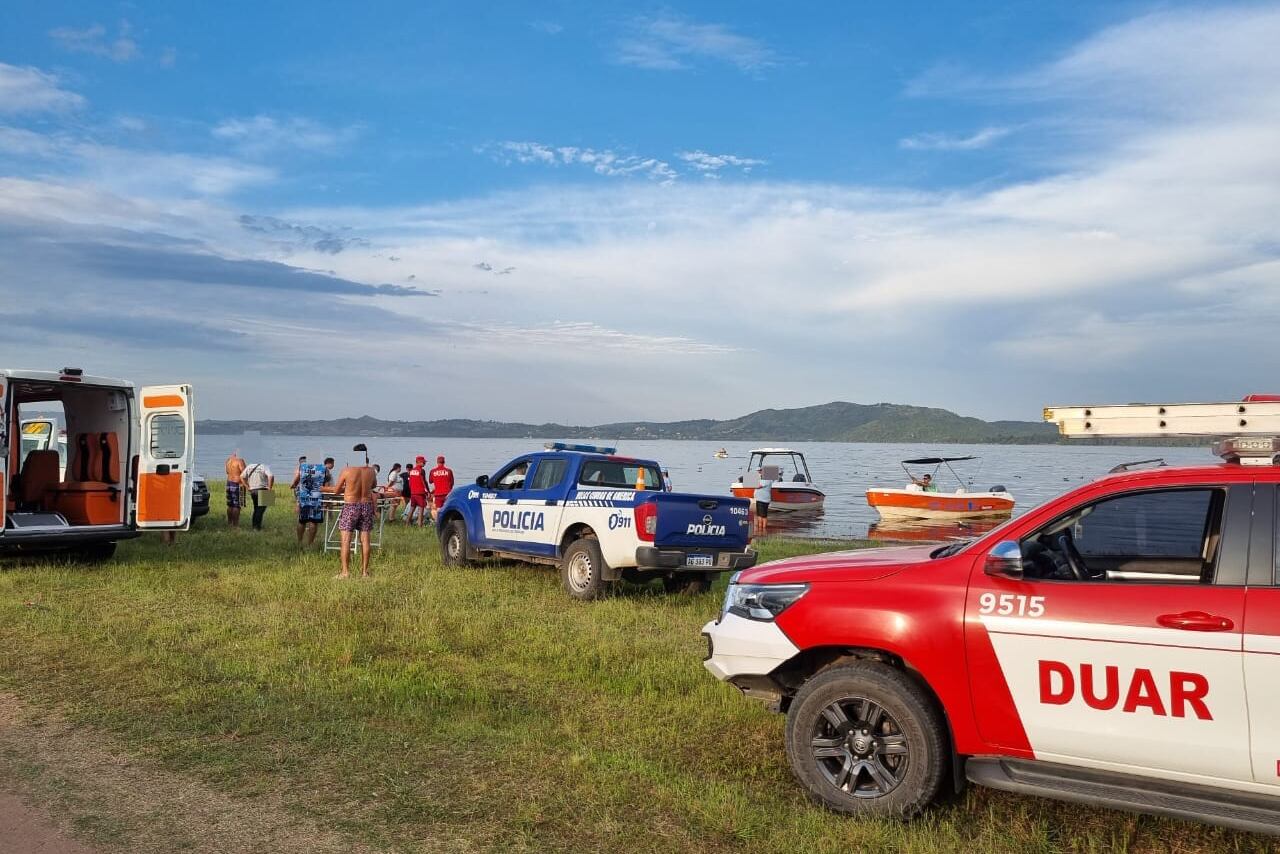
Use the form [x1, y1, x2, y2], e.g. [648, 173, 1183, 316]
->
[143, 394, 185, 408]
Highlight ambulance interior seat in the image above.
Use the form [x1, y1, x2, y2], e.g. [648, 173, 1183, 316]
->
[47, 431, 123, 525]
[17, 450, 61, 509]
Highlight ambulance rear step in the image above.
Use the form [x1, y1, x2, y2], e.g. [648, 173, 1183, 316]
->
[966, 757, 1280, 836]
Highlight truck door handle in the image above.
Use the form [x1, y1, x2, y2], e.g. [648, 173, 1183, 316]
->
[506, 498, 518, 505]
[698, 499, 718, 510]
[545, 500, 558, 506]
[1157, 611, 1235, 632]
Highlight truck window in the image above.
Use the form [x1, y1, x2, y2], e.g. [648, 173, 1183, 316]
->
[577, 460, 662, 490]
[493, 460, 530, 490]
[1023, 488, 1223, 584]
[530, 458, 568, 491]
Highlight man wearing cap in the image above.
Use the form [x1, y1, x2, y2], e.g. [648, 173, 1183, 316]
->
[428, 455, 455, 522]
[406, 456, 430, 527]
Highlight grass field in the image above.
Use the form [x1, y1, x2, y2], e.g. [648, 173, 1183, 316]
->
[0, 483, 1273, 853]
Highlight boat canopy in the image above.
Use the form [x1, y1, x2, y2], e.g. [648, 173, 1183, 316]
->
[902, 456, 976, 465]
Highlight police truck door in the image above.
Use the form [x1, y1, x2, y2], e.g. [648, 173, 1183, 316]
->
[136, 385, 194, 529]
[965, 486, 1251, 785]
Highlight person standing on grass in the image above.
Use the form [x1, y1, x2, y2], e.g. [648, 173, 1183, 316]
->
[428, 455, 454, 523]
[224, 451, 246, 527]
[406, 456, 430, 527]
[753, 468, 772, 536]
[290, 460, 326, 547]
[323, 444, 379, 578]
[398, 461, 415, 522]
[241, 460, 274, 531]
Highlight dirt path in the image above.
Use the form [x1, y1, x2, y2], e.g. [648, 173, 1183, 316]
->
[0, 788, 96, 853]
[0, 693, 381, 854]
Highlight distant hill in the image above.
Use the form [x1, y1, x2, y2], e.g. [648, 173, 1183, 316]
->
[197, 401, 1063, 444]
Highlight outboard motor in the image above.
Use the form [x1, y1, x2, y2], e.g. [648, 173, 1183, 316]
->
[989, 484, 1008, 493]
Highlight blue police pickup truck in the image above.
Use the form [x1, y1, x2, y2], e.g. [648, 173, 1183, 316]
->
[435, 443, 757, 599]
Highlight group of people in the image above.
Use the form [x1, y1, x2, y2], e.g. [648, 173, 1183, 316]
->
[221, 448, 456, 580]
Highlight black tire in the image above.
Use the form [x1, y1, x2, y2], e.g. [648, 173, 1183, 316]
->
[785, 661, 947, 819]
[560, 538, 613, 601]
[440, 519, 471, 566]
[662, 574, 712, 595]
[68, 541, 117, 564]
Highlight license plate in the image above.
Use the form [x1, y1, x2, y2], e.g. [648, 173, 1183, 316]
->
[687, 554, 713, 567]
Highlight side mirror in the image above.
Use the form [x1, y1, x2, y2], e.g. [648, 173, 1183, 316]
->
[985, 540, 1024, 579]
[475, 474, 489, 487]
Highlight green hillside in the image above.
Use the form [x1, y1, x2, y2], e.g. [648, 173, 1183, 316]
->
[198, 401, 1061, 444]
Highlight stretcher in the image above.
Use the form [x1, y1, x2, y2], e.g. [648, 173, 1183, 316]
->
[320, 495, 395, 553]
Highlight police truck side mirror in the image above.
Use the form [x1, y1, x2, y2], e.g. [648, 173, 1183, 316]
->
[475, 475, 488, 487]
[985, 540, 1024, 579]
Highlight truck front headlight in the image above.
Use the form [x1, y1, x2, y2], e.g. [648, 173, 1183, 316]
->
[724, 583, 809, 621]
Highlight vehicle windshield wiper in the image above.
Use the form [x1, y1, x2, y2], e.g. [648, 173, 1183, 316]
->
[930, 540, 971, 559]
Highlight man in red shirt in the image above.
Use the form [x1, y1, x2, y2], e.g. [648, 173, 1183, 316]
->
[428, 455, 455, 521]
[406, 455, 430, 527]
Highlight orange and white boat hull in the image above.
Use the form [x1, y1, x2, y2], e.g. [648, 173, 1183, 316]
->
[865, 488, 1014, 520]
[731, 483, 825, 511]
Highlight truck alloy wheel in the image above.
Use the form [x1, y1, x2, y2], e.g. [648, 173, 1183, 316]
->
[560, 538, 613, 600]
[784, 662, 946, 817]
[441, 520, 470, 566]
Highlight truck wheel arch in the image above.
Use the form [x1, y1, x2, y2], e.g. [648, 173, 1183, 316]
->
[558, 523, 596, 554]
[773, 645, 963, 793]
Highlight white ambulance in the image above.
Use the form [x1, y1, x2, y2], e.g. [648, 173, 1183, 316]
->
[1, 367, 195, 560]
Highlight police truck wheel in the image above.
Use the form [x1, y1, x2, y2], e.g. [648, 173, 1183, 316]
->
[662, 575, 712, 595]
[785, 662, 946, 819]
[561, 538, 612, 600]
[441, 520, 471, 566]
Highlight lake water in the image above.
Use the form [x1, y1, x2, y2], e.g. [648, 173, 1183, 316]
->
[195, 435, 1212, 540]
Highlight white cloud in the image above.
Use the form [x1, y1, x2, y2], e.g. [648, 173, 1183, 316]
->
[899, 127, 1009, 151]
[616, 15, 776, 72]
[212, 115, 363, 156]
[0, 63, 84, 113]
[488, 141, 678, 184]
[49, 21, 139, 62]
[677, 150, 766, 176]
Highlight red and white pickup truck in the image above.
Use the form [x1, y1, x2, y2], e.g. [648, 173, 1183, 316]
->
[702, 398, 1280, 834]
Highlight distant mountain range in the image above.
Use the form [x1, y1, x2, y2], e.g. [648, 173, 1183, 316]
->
[198, 401, 1065, 444]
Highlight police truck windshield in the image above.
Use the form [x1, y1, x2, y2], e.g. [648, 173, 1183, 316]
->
[577, 460, 663, 490]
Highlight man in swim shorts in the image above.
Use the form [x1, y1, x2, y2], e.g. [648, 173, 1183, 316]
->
[225, 451, 246, 528]
[323, 445, 379, 578]
[291, 461, 327, 547]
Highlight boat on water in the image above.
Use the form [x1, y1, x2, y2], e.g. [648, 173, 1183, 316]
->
[865, 456, 1014, 521]
[714, 448, 729, 459]
[731, 448, 825, 511]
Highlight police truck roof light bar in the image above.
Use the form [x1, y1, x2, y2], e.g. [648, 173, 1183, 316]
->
[544, 441, 618, 455]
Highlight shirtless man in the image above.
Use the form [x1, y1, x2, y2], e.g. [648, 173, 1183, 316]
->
[224, 451, 246, 528]
[322, 444, 380, 578]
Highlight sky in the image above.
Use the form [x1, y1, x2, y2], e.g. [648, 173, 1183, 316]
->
[1, 1, 1279, 424]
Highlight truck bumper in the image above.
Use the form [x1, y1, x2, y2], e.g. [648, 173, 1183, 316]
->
[701, 613, 800, 682]
[635, 546, 756, 572]
[0, 525, 138, 553]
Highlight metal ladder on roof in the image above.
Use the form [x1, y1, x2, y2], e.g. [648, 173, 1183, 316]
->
[1044, 396, 1280, 465]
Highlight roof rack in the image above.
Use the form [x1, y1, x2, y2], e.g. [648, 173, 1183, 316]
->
[1044, 397, 1280, 466]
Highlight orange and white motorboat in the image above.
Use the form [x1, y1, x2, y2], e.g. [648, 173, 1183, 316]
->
[731, 448, 824, 511]
[865, 456, 1014, 521]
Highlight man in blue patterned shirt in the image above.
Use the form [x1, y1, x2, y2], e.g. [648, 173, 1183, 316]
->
[290, 460, 329, 547]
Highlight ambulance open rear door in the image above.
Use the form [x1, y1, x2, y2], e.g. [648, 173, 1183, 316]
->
[136, 385, 194, 530]
[0, 378, 7, 531]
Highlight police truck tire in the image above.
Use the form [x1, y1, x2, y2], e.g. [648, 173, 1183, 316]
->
[785, 662, 946, 819]
[561, 538, 613, 601]
[662, 575, 712, 595]
[441, 519, 471, 566]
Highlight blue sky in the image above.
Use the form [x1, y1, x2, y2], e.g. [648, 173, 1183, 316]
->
[2, 2, 1279, 423]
